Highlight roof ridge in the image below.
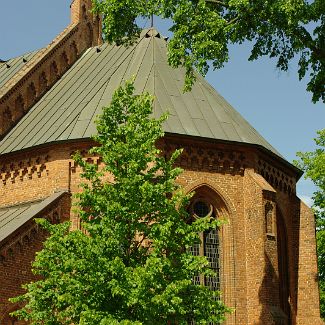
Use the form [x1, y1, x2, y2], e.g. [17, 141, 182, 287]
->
[0, 6, 102, 139]
[1, 48, 43, 63]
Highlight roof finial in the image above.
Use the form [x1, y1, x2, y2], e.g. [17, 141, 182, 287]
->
[151, 14, 154, 28]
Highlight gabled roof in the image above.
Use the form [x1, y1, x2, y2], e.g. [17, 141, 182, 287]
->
[0, 49, 41, 89]
[0, 191, 67, 243]
[0, 28, 282, 158]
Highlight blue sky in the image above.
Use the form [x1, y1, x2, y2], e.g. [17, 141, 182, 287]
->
[0, 0, 324, 205]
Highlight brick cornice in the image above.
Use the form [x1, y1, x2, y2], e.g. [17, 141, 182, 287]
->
[257, 157, 296, 195]
[160, 138, 247, 175]
[0, 153, 49, 185]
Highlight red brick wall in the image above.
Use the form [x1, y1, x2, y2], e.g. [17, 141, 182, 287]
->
[0, 230, 47, 325]
[0, 137, 322, 325]
[0, 194, 71, 324]
[296, 201, 323, 325]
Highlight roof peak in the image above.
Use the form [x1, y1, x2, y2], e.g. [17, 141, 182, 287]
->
[0, 28, 284, 164]
[140, 28, 164, 39]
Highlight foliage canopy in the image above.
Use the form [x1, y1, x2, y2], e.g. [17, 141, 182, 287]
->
[295, 129, 325, 318]
[92, 0, 325, 103]
[11, 81, 229, 324]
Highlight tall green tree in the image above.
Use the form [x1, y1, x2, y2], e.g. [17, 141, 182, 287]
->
[11, 81, 229, 324]
[295, 129, 325, 318]
[92, 0, 325, 102]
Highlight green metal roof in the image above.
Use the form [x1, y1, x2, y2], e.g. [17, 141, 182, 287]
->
[0, 191, 67, 242]
[0, 49, 41, 89]
[0, 28, 282, 157]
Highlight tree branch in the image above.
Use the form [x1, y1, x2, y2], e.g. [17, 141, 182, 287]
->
[226, 16, 239, 25]
[293, 26, 325, 62]
[206, 0, 229, 8]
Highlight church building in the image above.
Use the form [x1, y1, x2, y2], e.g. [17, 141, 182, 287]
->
[0, 1, 322, 324]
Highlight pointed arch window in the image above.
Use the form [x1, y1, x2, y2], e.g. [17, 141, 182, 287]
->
[189, 199, 221, 292]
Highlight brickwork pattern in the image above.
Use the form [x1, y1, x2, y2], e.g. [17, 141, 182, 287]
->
[0, 1, 322, 322]
[0, 135, 323, 324]
[0, 194, 71, 325]
[296, 201, 323, 325]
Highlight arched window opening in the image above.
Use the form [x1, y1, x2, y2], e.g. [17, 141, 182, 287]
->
[189, 199, 221, 293]
[60, 52, 69, 74]
[2, 107, 13, 132]
[188, 197, 221, 325]
[70, 42, 78, 63]
[14, 95, 25, 120]
[185, 184, 235, 325]
[39, 71, 48, 95]
[82, 4, 88, 20]
[265, 201, 274, 235]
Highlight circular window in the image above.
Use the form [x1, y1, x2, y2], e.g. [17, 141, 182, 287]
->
[193, 201, 210, 218]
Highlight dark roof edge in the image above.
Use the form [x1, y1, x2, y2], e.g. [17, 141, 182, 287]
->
[0, 139, 95, 158]
[0, 190, 69, 211]
[0, 190, 69, 244]
[24, 190, 69, 213]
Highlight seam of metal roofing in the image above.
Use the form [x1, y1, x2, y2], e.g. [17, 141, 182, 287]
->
[0, 28, 283, 160]
[0, 190, 68, 243]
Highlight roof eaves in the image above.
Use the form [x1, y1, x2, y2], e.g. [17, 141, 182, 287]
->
[0, 190, 69, 243]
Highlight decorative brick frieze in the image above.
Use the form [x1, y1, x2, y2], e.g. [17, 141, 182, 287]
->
[257, 158, 296, 195]
[0, 155, 49, 185]
[69, 149, 101, 173]
[162, 141, 247, 175]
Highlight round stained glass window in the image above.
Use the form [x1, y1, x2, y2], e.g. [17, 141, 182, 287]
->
[193, 201, 210, 218]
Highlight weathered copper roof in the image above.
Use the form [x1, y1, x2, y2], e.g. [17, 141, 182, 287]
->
[0, 28, 281, 158]
[0, 191, 67, 242]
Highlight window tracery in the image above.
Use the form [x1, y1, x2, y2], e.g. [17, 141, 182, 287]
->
[189, 199, 220, 287]
[188, 198, 221, 325]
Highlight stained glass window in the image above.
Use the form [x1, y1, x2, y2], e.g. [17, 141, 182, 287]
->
[193, 201, 210, 218]
[189, 200, 221, 325]
[204, 228, 220, 292]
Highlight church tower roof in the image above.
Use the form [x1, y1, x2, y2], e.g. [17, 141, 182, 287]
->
[0, 28, 282, 160]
